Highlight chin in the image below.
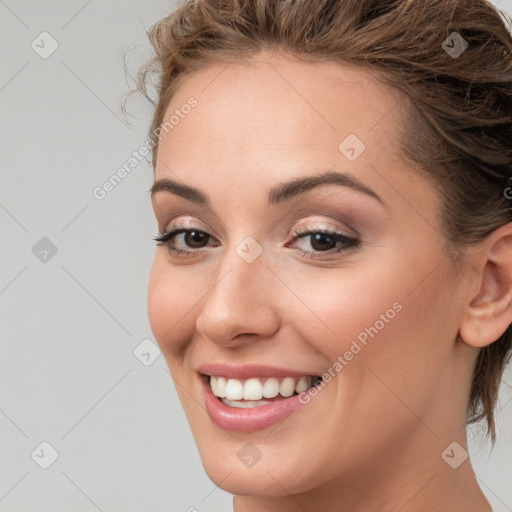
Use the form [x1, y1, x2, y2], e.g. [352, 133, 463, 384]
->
[186, 417, 332, 498]
[199, 450, 321, 497]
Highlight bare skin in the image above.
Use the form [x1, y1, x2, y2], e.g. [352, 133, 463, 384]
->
[148, 52, 512, 511]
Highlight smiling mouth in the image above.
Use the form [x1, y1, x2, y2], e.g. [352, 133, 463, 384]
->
[205, 374, 323, 408]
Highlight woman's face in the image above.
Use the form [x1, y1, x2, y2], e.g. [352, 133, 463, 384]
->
[148, 53, 478, 498]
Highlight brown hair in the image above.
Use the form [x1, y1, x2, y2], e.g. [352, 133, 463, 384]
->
[125, 0, 512, 443]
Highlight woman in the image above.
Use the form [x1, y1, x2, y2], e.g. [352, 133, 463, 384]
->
[130, 0, 512, 510]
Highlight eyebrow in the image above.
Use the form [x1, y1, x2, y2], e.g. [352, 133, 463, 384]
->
[150, 170, 385, 207]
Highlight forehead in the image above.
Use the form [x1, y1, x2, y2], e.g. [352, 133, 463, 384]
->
[164, 54, 402, 144]
[155, 53, 414, 205]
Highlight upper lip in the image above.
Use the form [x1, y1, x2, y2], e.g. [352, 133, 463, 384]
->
[196, 363, 319, 380]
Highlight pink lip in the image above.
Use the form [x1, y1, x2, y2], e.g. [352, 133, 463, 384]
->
[200, 375, 305, 432]
[196, 363, 317, 379]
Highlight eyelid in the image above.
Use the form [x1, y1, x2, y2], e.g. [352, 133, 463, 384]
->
[162, 216, 214, 237]
[290, 200, 363, 231]
[291, 216, 357, 239]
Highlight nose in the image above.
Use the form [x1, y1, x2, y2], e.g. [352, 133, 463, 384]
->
[195, 247, 281, 347]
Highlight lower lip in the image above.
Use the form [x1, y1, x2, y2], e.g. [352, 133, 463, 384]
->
[201, 376, 305, 432]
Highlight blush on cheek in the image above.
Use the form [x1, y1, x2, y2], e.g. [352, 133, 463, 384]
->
[148, 273, 176, 337]
[147, 286, 167, 341]
[147, 274, 197, 361]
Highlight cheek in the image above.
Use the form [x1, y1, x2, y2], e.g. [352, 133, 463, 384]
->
[333, 262, 457, 415]
[147, 255, 199, 361]
[282, 255, 455, 396]
[279, 263, 406, 356]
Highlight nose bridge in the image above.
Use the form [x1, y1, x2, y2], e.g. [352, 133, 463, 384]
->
[195, 237, 280, 344]
[213, 232, 270, 297]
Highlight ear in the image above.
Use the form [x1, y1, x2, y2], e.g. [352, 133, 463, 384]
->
[459, 221, 512, 348]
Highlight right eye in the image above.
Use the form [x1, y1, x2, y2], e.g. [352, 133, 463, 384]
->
[153, 227, 218, 257]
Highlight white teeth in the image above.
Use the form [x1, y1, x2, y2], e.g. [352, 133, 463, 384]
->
[222, 398, 272, 408]
[216, 377, 226, 398]
[295, 377, 310, 394]
[243, 378, 263, 400]
[209, 375, 316, 401]
[210, 375, 218, 396]
[279, 377, 295, 397]
[262, 377, 279, 398]
[225, 378, 244, 400]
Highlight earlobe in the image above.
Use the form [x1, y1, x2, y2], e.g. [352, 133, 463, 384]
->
[459, 222, 512, 348]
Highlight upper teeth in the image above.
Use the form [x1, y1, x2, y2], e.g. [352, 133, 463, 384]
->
[209, 376, 314, 400]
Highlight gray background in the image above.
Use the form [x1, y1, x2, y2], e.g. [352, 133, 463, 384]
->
[0, 0, 511, 511]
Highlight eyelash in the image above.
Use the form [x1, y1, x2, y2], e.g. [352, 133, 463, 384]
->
[153, 224, 360, 260]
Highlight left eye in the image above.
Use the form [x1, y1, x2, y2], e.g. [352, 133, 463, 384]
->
[287, 229, 360, 256]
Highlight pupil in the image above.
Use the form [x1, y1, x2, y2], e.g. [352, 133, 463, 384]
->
[311, 233, 335, 251]
[185, 231, 208, 248]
